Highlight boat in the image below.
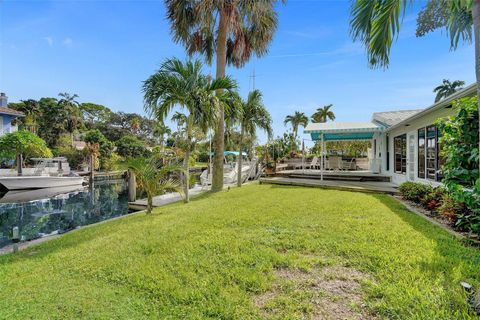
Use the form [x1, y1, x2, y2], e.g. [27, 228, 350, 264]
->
[0, 185, 86, 203]
[200, 151, 257, 187]
[0, 158, 86, 191]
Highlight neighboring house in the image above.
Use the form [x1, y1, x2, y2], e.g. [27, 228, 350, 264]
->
[304, 83, 477, 186]
[0, 93, 24, 136]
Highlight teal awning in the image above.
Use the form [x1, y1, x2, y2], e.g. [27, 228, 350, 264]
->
[311, 132, 375, 141]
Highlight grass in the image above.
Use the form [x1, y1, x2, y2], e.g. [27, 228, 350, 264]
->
[194, 161, 208, 168]
[1, 184, 480, 319]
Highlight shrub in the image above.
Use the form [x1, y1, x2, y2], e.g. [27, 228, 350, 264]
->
[398, 182, 433, 202]
[438, 194, 467, 225]
[420, 187, 445, 213]
[0, 130, 53, 163]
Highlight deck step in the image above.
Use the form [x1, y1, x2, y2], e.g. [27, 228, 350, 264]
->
[274, 172, 391, 183]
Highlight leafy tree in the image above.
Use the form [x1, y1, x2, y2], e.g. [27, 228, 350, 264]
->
[284, 111, 308, 139]
[8, 99, 41, 133]
[349, 0, 478, 164]
[143, 58, 237, 202]
[153, 123, 171, 151]
[124, 156, 183, 214]
[115, 135, 150, 158]
[165, 0, 282, 192]
[236, 90, 272, 187]
[433, 79, 465, 102]
[0, 131, 53, 163]
[80, 103, 113, 126]
[312, 104, 335, 123]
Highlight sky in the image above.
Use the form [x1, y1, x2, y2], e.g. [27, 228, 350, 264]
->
[0, 0, 475, 146]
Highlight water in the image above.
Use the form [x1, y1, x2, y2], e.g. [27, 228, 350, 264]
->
[0, 180, 131, 249]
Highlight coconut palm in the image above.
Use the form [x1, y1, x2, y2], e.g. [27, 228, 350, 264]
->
[312, 104, 336, 123]
[124, 157, 182, 214]
[58, 92, 81, 147]
[434, 79, 465, 102]
[236, 90, 272, 187]
[284, 111, 309, 138]
[143, 57, 237, 202]
[165, 0, 282, 192]
[349, 0, 478, 162]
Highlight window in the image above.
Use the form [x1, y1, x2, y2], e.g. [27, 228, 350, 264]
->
[418, 128, 425, 178]
[426, 125, 437, 180]
[386, 135, 390, 171]
[394, 134, 407, 174]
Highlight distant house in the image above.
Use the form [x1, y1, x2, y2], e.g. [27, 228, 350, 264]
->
[0, 93, 24, 136]
[304, 84, 477, 186]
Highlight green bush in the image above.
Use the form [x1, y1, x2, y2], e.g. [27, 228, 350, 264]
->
[85, 129, 115, 170]
[420, 187, 445, 213]
[0, 130, 53, 163]
[398, 182, 433, 202]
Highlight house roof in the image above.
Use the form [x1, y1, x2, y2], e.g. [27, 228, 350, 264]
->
[0, 107, 24, 117]
[372, 109, 423, 127]
[386, 83, 476, 131]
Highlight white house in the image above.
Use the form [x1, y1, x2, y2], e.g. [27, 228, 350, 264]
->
[304, 83, 477, 186]
[0, 93, 24, 136]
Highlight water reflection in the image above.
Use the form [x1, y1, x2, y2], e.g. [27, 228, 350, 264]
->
[0, 180, 130, 249]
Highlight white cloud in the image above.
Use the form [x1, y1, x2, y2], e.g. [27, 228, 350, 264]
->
[44, 36, 53, 46]
[62, 37, 73, 47]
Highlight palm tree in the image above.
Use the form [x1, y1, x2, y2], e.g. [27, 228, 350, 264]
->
[434, 79, 465, 102]
[165, 0, 282, 192]
[143, 58, 236, 202]
[153, 123, 171, 151]
[312, 104, 336, 123]
[124, 157, 183, 214]
[130, 117, 141, 134]
[284, 111, 309, 138]
[349, 0, 479, 165]
[18, 99, 41, 133]
[236, 90, 272, 187]
[58, 92, 81, 147]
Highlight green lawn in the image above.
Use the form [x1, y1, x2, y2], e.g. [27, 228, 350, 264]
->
[1, 184, 480, 319]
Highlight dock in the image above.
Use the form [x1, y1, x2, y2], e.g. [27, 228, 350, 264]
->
[128, 185, 206, 211]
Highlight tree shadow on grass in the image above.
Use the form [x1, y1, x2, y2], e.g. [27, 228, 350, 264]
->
[372, 194, 480, 284]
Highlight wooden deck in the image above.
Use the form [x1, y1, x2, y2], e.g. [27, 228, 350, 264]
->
[275, 169, 391, 182]
[259, 176, 398, 195]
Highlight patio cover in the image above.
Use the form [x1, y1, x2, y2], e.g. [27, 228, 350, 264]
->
[304, 121, 385, 141]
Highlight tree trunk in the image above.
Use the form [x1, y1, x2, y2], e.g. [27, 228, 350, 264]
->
[183, 148, 190, 203]
[211, 9, 229, 192]
[237, 126, 244, 187]
[473, 0, 480, 173]
[147, 195, 153, 214]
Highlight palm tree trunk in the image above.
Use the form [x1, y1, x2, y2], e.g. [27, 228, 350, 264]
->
[147, 194, 153, 214]
[211, 8, 229, 192]
[237, 126, 244, 187]
[184, 123, 192, 203]
[473, 0, 480, 172]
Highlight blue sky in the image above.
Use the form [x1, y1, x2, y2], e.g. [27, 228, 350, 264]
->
[0, 0, 475, 145]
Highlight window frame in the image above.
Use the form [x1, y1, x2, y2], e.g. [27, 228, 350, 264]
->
[394, 134, 407, 174]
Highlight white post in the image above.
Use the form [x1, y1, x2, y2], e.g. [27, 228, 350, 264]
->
[302, 139, 305, 175]
[320, 134, 324, 181]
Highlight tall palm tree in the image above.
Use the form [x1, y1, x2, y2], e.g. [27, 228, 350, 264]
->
[312, 104, 336, 123]
[153, 123, 171, 152]
[165, 0, 282, 192]
[17, 99, 41, 133]
[58, 92, 81, 147]
[349, 0, 479, 167]
[236, 90, 272, 187]
[284, 111, 309, 138]
[143, 58, 237, 202]
[124, 157, 183, 214]
[433, 79, 465, 102]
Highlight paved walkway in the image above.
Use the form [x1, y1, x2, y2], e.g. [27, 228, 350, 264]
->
[259, 177, 398, 194]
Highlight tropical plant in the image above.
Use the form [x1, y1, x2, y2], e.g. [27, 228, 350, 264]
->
[165, 0, 282, 192]
[433, 79, 465, 102]
[436, 97, 479, 224]
[153, 123, 171, 151]
[0, 131, 53, 163]
[130, 117, 141, 134]
[124, 157, 183, 214]
[143, 57, 237, 202]
[349, 0, 478, 164]
[236, 90, 272, 187]
[84, 129, 114, 170]
[8, 99, 41, 133]
[312, 104, 335, 123]
[284, 111, 308, 139]
[58, 92, 82, 147]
